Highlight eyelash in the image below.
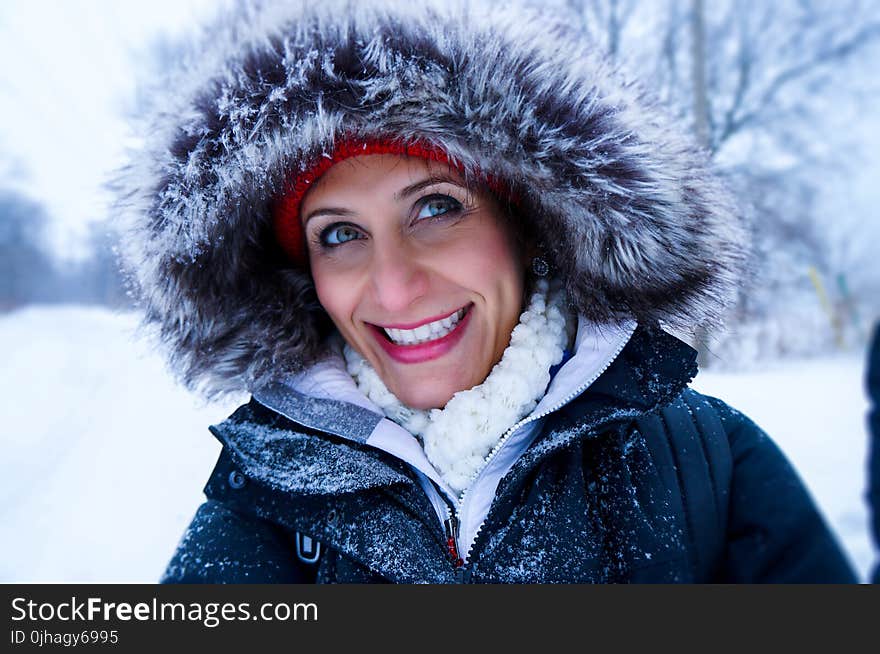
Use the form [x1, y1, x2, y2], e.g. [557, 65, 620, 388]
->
[415, 194, 464, 221]
[318, 222, 362, 247]
[315, 194, 466, 249]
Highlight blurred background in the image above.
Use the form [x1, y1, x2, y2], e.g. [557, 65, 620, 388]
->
[1, 0, 878, 581]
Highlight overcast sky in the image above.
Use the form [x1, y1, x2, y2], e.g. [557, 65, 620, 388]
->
[0, 0, 220, 259]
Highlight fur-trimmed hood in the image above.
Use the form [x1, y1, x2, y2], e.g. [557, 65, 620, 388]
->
[116, 0, 747, 396]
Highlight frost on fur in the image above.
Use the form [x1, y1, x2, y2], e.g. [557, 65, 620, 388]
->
[115, 0, 748, 396]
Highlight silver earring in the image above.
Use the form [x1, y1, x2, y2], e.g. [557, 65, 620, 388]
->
[531, 256, 549, 277]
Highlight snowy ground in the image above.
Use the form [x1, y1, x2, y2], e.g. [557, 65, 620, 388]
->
[1, 305, 876, 582]
[692, 353, 875, 580]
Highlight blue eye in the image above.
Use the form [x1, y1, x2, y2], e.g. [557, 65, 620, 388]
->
[416, 195, 463, 220]
[321, 223, 363, 246]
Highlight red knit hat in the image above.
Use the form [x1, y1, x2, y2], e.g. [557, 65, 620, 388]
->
[273, 139, 459, 265]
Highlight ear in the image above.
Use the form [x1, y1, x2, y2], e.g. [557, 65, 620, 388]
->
[520, 245, 540, 307]
[522, 232, 550, 276]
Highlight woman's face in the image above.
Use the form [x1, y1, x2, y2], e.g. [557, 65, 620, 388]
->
[301, 154, 526, 409]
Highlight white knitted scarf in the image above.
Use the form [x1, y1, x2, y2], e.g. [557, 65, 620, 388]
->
[344, 278, 572, 495]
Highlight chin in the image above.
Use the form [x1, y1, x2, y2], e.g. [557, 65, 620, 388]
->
[388, 368, 479, 409]
[384, 348, 497, 409]
[394, 385, 456, 411]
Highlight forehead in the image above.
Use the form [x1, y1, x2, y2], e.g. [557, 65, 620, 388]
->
[302, 154, 467, 207]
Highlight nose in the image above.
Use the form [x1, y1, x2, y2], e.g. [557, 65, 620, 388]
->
[367, 239, 430, 314]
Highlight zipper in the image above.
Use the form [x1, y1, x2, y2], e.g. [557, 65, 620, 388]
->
[439, 497, 465, 571]
[443, 511, 463, 568]
[456, 326, 634, 562]
[441, 500, 471, 582]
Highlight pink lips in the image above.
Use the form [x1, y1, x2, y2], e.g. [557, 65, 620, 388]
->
[369, 305, 472, 364]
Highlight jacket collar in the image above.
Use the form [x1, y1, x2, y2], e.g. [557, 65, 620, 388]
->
[566, 322, 698, 416]
[210, 321, 696, 498]
[513, 322, 698, 475]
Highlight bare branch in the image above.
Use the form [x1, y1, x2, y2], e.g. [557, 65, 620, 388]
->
[719, 17, 880, 145]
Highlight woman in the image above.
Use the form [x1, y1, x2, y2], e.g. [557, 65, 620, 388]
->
[119, 0, 856, 582]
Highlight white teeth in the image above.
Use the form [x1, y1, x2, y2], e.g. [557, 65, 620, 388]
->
[383, 308, 467, 346]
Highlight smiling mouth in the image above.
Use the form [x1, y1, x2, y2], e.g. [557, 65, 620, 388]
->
[378, 305, 471, 346]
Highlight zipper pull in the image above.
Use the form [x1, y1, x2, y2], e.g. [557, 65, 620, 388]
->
[443, 515, 463, 568]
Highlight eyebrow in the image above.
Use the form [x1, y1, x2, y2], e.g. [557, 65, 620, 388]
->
[393, 175, 466, 201]
[302, 207, 356, 225]
[302, 175, 467, 226]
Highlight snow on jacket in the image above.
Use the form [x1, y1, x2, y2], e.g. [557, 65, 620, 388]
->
[111, 1, 854, 582]
[162, 324, 856, 583]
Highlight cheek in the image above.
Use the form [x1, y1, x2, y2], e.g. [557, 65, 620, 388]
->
[453, 222, 524, 304]
[312, 266, 358, 329]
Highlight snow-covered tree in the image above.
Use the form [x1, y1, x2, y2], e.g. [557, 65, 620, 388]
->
[0, 188, 56, 309]
[546, 0, 880, 361]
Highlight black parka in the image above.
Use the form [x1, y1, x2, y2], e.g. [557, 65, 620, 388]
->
[162, 325, 857, 584]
